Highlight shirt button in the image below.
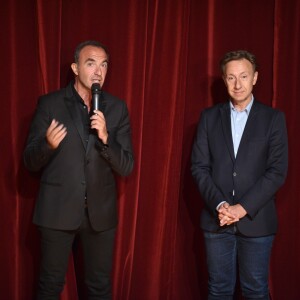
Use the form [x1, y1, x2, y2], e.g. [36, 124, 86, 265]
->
[233, 172, 237, 177]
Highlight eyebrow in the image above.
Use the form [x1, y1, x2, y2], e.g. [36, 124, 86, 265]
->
[84, 58, 96, 63]
[83, 58, 109, 64]
[226, 71, 249, 76]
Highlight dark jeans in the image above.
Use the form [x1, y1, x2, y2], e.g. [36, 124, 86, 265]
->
[37, 209, 116, 300]
[203, 231, 274, 300]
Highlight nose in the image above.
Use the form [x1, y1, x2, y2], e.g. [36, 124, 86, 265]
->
[94, 65, 102, 76]
[234, 78, 241, 89]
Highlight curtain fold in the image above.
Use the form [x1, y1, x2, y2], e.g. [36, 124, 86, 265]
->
[1, 0, 299, 299]
[270, 1, 300, 299]
[36, 0, 62, 93]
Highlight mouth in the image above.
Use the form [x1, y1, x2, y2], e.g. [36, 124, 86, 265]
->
[233, 90, 244, 95]
[92, 78, 102, 84]
[90, 80, 101, 90]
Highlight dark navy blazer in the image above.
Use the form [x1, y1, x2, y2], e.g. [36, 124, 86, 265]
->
[191, 100, 288, 237]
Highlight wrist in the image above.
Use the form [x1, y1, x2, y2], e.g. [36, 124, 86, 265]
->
[100, 132, 109, 144]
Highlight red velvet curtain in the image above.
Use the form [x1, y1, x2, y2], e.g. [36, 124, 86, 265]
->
[1, 0, 299, 299]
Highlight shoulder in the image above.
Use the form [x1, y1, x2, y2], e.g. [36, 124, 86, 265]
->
[38, 86, 68, 106]
[102, 91, 124, 104]
[252, 100, 285, 118]
[201, 102, 228, 117]
[102, 91, 128, 112]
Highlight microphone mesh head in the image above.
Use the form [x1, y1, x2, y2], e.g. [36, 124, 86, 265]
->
[91, 83, 101, 93]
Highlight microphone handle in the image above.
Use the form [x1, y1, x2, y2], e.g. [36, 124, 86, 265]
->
[93, 93, 100, 111]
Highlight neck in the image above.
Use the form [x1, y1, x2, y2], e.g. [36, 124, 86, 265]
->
[74, 80, 91, 109]
[231, 98, 252, 112]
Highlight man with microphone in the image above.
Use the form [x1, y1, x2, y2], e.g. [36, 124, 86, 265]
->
[24, 40, 134, 299]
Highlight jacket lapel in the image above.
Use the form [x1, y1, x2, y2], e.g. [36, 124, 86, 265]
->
[236, 100, 260, 158]
[64, 85, 87, 151]
[100, 92, 107, 115]
[220, 103, 235, 162]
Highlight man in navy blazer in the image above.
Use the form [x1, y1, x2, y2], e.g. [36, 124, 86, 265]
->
[24, 40, 134, 299]
[191, 50, 288, 300]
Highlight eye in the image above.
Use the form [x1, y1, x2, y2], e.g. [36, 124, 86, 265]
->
[241, 75, 248, 80]
[102, 62, 108, 68]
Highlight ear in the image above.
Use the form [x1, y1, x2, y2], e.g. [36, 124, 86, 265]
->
[253, 71, 258, 85]
[222, 75, 228, 87]
[71, 63, 78, 76]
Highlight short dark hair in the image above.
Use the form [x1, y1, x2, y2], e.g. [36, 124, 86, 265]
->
[220, 50, 258, 74]
[74, 40, 109, 63]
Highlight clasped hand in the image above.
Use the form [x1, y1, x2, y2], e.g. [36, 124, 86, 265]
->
[218, 202, 247, 226]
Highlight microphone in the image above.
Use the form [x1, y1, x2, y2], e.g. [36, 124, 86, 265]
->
[91, 83, 101, 112]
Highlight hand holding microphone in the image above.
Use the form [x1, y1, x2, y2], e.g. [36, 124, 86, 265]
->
[91, 83, 101, 112]
[90, 83, 108, 144]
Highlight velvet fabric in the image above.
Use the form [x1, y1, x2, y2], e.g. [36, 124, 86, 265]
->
[1, 0, 299, 299]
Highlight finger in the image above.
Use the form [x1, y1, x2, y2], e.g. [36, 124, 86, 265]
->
[51, 123, 65, 134]
[91, 111, 104, 120]
[48, 126, 65, 142]
[93, 109, 103, 116]
[47, 120, 64, 135]
[220, 216, 229, 226]
[91, 120, 106, 132]
[223, 202, 230, 209]
[56, 133, 67, 147]
[47, 126, 67, 148]
[227, 216, 239, 224]
[226, 219, 238, 225]
[219, 213, 238, 225]
[51, 130, 67, 148]
[218, 214, 224, 220]
[47, 119, 58, 133]
[220, 210, 237, 219]
[54, 126, 67, 139]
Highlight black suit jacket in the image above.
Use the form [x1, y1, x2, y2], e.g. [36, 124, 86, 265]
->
[191, 100, 288, 237]
[24, 82, 134, 231]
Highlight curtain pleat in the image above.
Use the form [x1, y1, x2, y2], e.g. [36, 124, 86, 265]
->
[36, 0, 62, 93]
[270, 1, 300, 299]
[1, 0, 299, 299]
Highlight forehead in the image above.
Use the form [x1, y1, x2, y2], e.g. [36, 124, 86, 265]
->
[224, 58, 254, 74]
[78, 46, 108, 62]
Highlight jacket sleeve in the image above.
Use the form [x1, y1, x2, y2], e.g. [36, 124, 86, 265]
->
[23, 97, 56, 172]
[191, 110, 226, 215]
[96, 101, 134, 177]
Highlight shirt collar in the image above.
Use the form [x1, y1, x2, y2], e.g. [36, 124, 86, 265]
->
[71, 82, 86, 106]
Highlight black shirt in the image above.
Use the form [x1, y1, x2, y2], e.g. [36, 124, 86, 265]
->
[71, 83, 91, 148]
